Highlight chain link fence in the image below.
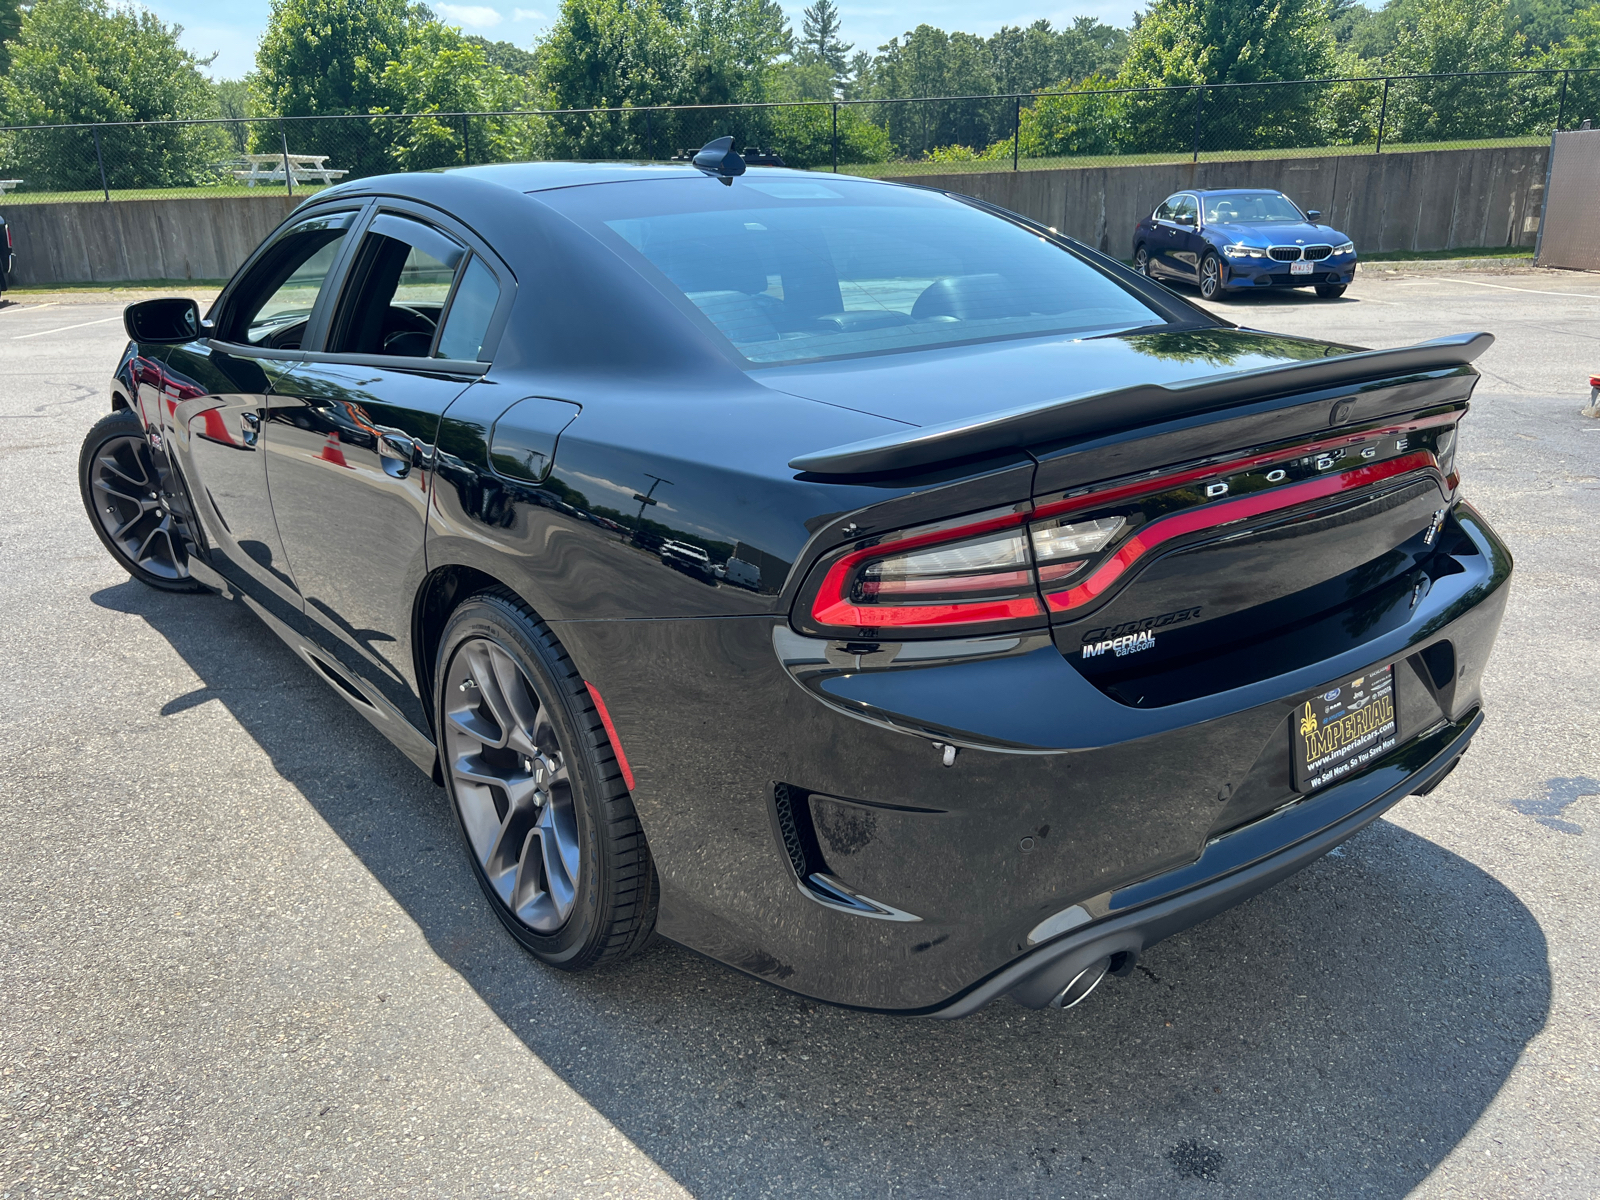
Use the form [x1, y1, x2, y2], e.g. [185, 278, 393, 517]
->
[2, 68, 1596, 203]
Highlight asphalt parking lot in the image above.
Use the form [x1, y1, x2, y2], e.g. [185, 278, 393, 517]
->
[2, 264, 1597, 1198]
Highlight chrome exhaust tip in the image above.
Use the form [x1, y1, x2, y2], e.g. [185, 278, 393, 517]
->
[1049, 954, 1112, 1009]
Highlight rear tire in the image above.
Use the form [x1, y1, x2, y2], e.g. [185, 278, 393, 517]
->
[436, 589, 657, 971]
[1133, 245, 1151, 276]
[1316, 284, 1348, 299]
[79, 408, 203, 592]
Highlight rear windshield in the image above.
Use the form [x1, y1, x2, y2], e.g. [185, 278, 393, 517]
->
[541, 176, 1164, 366]
[1202, 193, 1304, 224]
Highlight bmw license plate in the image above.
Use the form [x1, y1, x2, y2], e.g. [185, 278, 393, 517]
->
[1291, 666, 1397, 792]
[1290, 259, 1314, 275]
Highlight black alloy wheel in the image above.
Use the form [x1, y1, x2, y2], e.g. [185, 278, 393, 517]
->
[1316, 284, 1349, 299]
[436, 590, 657, 969]
[1133, 245, 1151, 277]
[78, 408, 202, 591]
[1197, 252, 1222, 300]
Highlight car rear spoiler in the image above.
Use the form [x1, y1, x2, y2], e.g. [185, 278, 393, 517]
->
[787, 331, 1493, 477]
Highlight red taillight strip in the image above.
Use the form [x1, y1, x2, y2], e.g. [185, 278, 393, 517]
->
[1033, 412, 1459, 522]
[583, 681, 636, 790]
[809, 510, 1044, 630]
[1045, 450, 1439, 613]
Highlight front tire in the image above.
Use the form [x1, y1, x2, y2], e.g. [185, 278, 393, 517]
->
[1197, 252, 1222, 300]
[79, 408, 202, 591]
[437, 590, 657, 971]
[1316, 283, 1348, 299]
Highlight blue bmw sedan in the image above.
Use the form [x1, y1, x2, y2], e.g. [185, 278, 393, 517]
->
[1132, 188, 1357, 301]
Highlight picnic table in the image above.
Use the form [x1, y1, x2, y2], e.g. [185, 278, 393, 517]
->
[0, 181, 21, 195]
[232, 154, 347, 188]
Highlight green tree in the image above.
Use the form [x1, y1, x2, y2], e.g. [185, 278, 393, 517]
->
[0, 0, 22, 76]
[768, 100, 890, 165]
[1557, 3, 1600, 124]
[213, 78, 255, 153]
[799, 0, 851, 79]
[465, 35, 538, 77]
[0, 0, 224, 191]
[1019, 73, 1122, 157]
[1115, 0, 1338, 151]
[1389, 0, 1525, 140]
[863, 25, 999, 154]
[379, 21, 528, 169]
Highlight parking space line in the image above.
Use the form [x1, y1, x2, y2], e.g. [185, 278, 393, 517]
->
[12, 315, 121, 340]
[1433, 277, 1600, 300]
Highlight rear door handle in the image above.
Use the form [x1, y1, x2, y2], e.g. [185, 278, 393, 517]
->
[378, 432, 414, 478]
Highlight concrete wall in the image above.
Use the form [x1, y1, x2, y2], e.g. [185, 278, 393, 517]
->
[0, 143, 1549, 286]
[1535, 129, 1600, 270]
[4, 194, 303, 287]
[886, 144, 1550, 258]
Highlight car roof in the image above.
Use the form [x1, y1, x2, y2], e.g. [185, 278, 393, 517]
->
[1190, 188, 1290, 197]
[442, 160, 893, 194]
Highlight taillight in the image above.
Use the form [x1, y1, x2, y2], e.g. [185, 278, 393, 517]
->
[797, 413, 1461, 639]
[806, 507, 1045, 634]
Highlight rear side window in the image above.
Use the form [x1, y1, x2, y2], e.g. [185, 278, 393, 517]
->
[1154, 197, 1179, 221]
[327, 214, 466, 358]
[435, 255, 501, 361]
[222, 211, 356, 348]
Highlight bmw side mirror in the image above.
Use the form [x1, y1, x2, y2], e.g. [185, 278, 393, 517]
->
[124, 297, 204, 343]
[1306, 210, 1323, 223]
[1176, 213, 1196, 227]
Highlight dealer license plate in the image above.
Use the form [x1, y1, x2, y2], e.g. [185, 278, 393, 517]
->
[1290, 259, 1314, 275]
[1291, 665, 1397, 792]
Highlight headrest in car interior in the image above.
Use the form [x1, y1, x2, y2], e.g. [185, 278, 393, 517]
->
[911, 274, 1020, 321]
[655, 236, 769, 296]
[383, 330, 434, 358]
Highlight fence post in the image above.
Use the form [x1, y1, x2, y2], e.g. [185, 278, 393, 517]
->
[1013, 95, 1021, 171]
[459, 113, 470, 165]
[1191, 86, 1205, 164]
[831, 103, 839, 173]
[1374, 77, 1391, 153]
[646, 107, 653, 161]
[279, 120, 294, 196]
[1556, 70, 1570, 133]
[92, 126, 110, 203]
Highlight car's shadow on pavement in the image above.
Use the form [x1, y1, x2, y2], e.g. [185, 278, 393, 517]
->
[99, 581, 1552, 1198]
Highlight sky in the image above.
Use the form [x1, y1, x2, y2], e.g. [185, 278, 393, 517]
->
[144, 0, 1144, 81]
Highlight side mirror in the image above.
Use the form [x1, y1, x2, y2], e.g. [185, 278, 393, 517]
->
[1176, 213, 1196, 227]
[1306, 209, 1323, 223]
[124, 297, 203, 343]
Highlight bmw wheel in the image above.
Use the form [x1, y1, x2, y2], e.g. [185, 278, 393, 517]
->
[1316, 284, 1348, 299]
[1133, 245, 1151, 276]
[437, 589, 657, 970]
[1197, 252, 1222, 300]
[78, 408, 202, 591]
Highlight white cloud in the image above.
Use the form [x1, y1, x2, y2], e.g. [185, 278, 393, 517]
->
[513, 8, 547, 19]
[437, 4, 504, 28]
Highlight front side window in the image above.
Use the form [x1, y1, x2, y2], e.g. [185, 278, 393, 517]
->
[327, 213, 467, 357]
[223, 211, 356, 348]
[1171, 196, 1198, 225]
[544, 177, 1164, 366]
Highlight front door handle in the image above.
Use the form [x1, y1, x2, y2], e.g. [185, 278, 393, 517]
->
[378, 432, 414, 478]
[241, 410, 260, 447]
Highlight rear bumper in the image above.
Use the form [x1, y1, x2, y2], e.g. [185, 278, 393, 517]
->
[571, 501, 1511, 1014]
[928, 706, 1480, 1016]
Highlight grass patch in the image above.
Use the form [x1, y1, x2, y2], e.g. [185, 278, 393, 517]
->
[1359, 245, 1533, 262]
[837, 135, 1549, 179]
[0, 184, 332, 205]
[5, 278, 228, 294]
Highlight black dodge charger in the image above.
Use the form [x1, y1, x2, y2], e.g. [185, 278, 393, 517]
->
[80, 145, 1512, 1015]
